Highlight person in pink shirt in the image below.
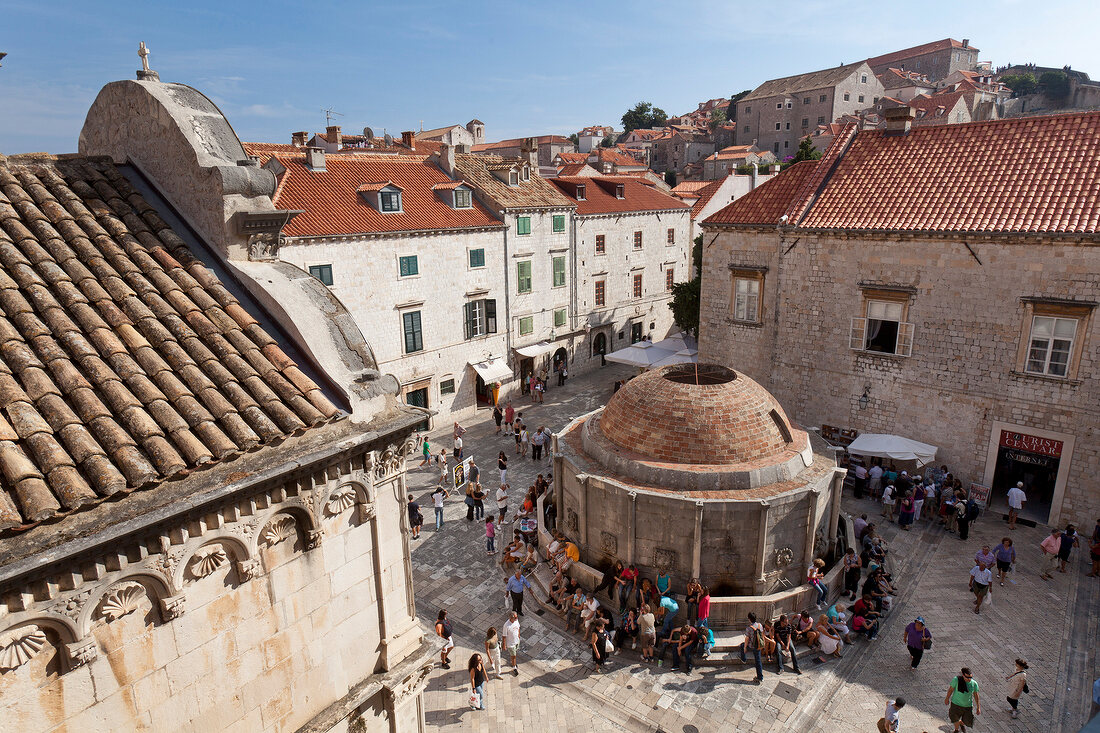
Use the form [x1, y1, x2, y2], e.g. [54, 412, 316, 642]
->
[697, 586, 711, 629]
[1039, 528, 1061, 580]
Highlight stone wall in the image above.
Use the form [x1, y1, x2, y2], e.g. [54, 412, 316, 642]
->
[279, 228, 509, 427]
[700, 227, 1100, 527]
[0, 442, 428, 733]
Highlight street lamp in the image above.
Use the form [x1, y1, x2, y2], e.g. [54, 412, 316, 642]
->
[858, 391, 869, 410]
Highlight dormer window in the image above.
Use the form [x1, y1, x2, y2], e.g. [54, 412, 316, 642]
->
[381, 190, 402, 212]
[576, 183, 586, 200]
[454, 188, 472, 208]
[509, 171, 519, 186]
[358, 181, 405, 213]
[615, 184, 624, 199]
[521, 167, 531, 182]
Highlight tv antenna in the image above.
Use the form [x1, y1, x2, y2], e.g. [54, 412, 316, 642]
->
[322, 107, 344, 126]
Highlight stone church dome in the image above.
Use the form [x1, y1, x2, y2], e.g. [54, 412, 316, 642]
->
[598, 364, 800, 466]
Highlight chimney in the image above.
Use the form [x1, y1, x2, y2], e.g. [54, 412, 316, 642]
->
[750, 162, 759, 189]
[520, 137, 538, 168]
[326, 125, 342, 147]
[440, 143, 456, 176]
[769, 163, 781, 174]
[291, 131, 308, 147]
[962, 39, 969, 49]
[305, 147, 326, 172]
[401, 131, 416, 150]
[884, 105, 916, 135]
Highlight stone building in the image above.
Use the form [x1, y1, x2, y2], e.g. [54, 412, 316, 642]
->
[650, 130, 715, 176]
[867, 38, 980, 83]
[700, 145, 776, 181]
[471, 136, 575, 167]
[681, 170, 775, 243]
[0, 70, 432, 732]
[548, 176, 690, 370]
[877, 68, 936, 102]
[242, 144, 510, 428]
[448, 152, 578, 391]
[577, 125, 615, 154]
[734, 62, 884, 156]
[700, 109, 1100, 529]
[551, 364, 843, 624]
[415, 121, 483, 152]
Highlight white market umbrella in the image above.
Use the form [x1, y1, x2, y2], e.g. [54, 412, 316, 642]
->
[604, 340, 678, 368]
[846, 433, 938, 468]
[654, 331, 698, 351]
[649, 348, 699, 368]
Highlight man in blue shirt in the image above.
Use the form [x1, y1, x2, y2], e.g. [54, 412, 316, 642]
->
[505, 569, 533, 616]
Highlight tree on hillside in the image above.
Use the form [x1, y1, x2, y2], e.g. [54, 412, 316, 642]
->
[622, 101, 668, 133]
[1000, 73, 1038, 97]
[1039, 70, 1070, 100]
[708, 108, 728, 130]
[790, 137, 822, 165]
[664, 169, 677, 187]
[668, 235, 703, 337]
[568, 133, 579, 146]
[600, 135, 614, 148]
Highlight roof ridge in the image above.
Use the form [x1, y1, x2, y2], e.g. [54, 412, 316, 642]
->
[783, 122, 859, 225]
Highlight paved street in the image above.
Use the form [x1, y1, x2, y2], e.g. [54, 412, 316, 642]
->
[406, 365, 1099, 732]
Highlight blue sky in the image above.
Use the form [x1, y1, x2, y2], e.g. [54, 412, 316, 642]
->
[2, 0, 1099, 154]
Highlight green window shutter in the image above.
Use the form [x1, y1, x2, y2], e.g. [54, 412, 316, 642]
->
[469, 248, 485, 268]
[399, 255, 418, 277]
[552, 256, 566, 287]
[403, 311, 423, 353]
[517, 261, 532, 293]
[553, 215, 565, 233]
[517, 216, 531, 235]
[463, 302, 472, 340]
[486, 299, 497, 333]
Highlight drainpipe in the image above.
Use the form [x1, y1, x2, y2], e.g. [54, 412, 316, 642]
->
[501, 213, 513, 375]
[570, 210, 579, 360]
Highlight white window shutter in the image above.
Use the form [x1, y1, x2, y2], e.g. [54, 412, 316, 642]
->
[849, 317, 867, 351]
[896, 322, 914, 357]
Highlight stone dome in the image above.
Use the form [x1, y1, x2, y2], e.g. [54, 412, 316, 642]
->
[598, 364, 799, 466]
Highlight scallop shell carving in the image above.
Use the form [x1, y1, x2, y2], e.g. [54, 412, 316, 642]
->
[0, 625, 48, 671]
[261, 516, 298, 547]
[324, 488, 357, 517]
[187, 546, 229, 579]
[97, 582, 147, 622]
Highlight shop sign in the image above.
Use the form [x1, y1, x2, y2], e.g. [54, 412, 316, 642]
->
[999, 430, 1063, 458]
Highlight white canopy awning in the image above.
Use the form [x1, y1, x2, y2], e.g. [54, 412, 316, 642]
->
[470, 357, 512, 383]
[649, 348, 699, 368]
[605, 340, 677, 367]
[515, 341, 554, 358]
[846, 433, 938, 467]
[653, 331, 697, 352]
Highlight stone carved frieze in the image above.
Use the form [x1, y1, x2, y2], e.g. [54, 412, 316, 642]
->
[566, 508, 579, 534]
[305, 529, 324, 551]
[324, 487, 357, 517]
[385, 661, 434, 706]
[159, 594, 186, 621]
[774, 547, 795, 568]
[96, 582, 147, 622]
[247, 232, 280, 261]
[65, 639, 98, 668]
[235, 558, 260, 583]
[187, 545, 229, 580]
[0, 625, 48, 671]
[600, 531, 618, 555]
[260, 515, 298, 548]
[653, 548, 677, 573]
[46, 587, 95, 624]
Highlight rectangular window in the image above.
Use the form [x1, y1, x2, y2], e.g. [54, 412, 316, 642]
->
[818, 116, 825, 124]
[553, 308, 567, 327]
[509, 171, 519, 186]
[402, 311, 423, 354]
[308, 264, 333, 286]
[468, 248, 485, 268]
[380, 190, 402, 212]
[666, 267, 675, 291]
[773, 142, 780, 153]
[399, 255, 418, 277]
[516, 260, 532, 294]
[843, 92, 850, 101]
[594, 280, 605, 307]
[745, 106, 751, 113]
[517, 216, 531, 235]
[595, 234, 606, 254]
[819, 94, 827, 102]
[1026, 316, 1077, 377]
[439, 378, 455, 395]
[858, 95, 864, 103]
[849, 298, 913, 356]
[775, 122, 781, 131]
[552, 214, 566, 233]
[743, 125, 749, 133]
[803, 97, 810, 104]
[802, 118, 809, 127]
[552, 256, 566, 287]
[454, 189, 472, 208]
[633, 231, 642, 249]
[519, 316, 534, 335]
[776, 102, 782, 109]
[861, 73, 868, 83]
[633, 272, 643, 299]
[784, 140, 789, 149]
[733, 277, 760, 321]
[464, 299, 498, 339]
[785, 122, 791, 130]
[667, 228, 675, 244]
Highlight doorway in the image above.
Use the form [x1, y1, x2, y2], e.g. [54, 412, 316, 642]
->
[630, 322, 643, 343]
[990, 430, 1062, 523]
[593, 332, 607, 366]
[474, 373, 492, 407]
[518, 357, 534, 394]
[404, 386, 430, 431]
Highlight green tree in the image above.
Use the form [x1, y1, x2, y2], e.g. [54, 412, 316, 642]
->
[1039, 70, 1070, 100]
[790, 137, 822, 164]
[664, 169, 677, 187]
[621, 101, 668, 133]
[1000, 73, 1038, 97]
[708, 108, 728, 130]
[668, 235, 703, 337]
[600, 135, 614, 148]
[568, 133, 579, 146]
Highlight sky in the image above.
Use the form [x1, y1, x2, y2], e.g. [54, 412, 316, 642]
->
[2, 0, 1099, 154]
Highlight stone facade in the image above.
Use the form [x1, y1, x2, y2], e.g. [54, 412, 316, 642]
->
[699, 228, 1099, 528]
[867, 39, 979, 83]
[279, 228, 509, 427]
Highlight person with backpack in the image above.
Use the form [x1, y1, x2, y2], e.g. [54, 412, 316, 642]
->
[903, 617, 932, 668]
[1006, 658, 1029, 719]
[945, 667, 981, 731]
[407, 494, 424, 540]
[957, 494, 977, 541]
[739, 612, 766, 683]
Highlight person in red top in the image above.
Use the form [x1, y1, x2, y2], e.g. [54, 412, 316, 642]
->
[673, 624, 699, 673]
[617, 564, 639, 610]
[696, 586, 711, 629]
[503, 402, 515, 435]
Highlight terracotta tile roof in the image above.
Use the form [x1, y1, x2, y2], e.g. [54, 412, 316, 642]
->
[595, 148, 644, 167]
[671, 181, 711, 195]
[415, 125, 462, 139]
[741, 61, 869, 102]
[431, 180, 468, 191]
[471, 135, 572, 153]
[453, 153, 575, 211]
[555, 152, 588, 164]
[690, 178, 726, 219]
[905, 90, 968, 125]
[264, 152, 502, 237]
[867, 38, 977, 69]
[707, 145, 763, 162]
[356, 181, 400, 192]
[551, 176, 688, 215]
[798, 111, 1100, 233]
[0, 155, 341, 530]
[557, 163, 593, 177]
[702, 161, 821, 226]
[878, 68, 934, 89]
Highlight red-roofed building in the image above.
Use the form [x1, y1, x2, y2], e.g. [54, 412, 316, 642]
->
[877, 68, 936, 102]
[701, 111, 1100, 529]
[472, 134, 576, 166]
[549, 176, 690, 354]
[701, 144, 778, 180]
[867, 38, 980, 82]
[577, 125, 616, 153]
[244, 144, 511, 422]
